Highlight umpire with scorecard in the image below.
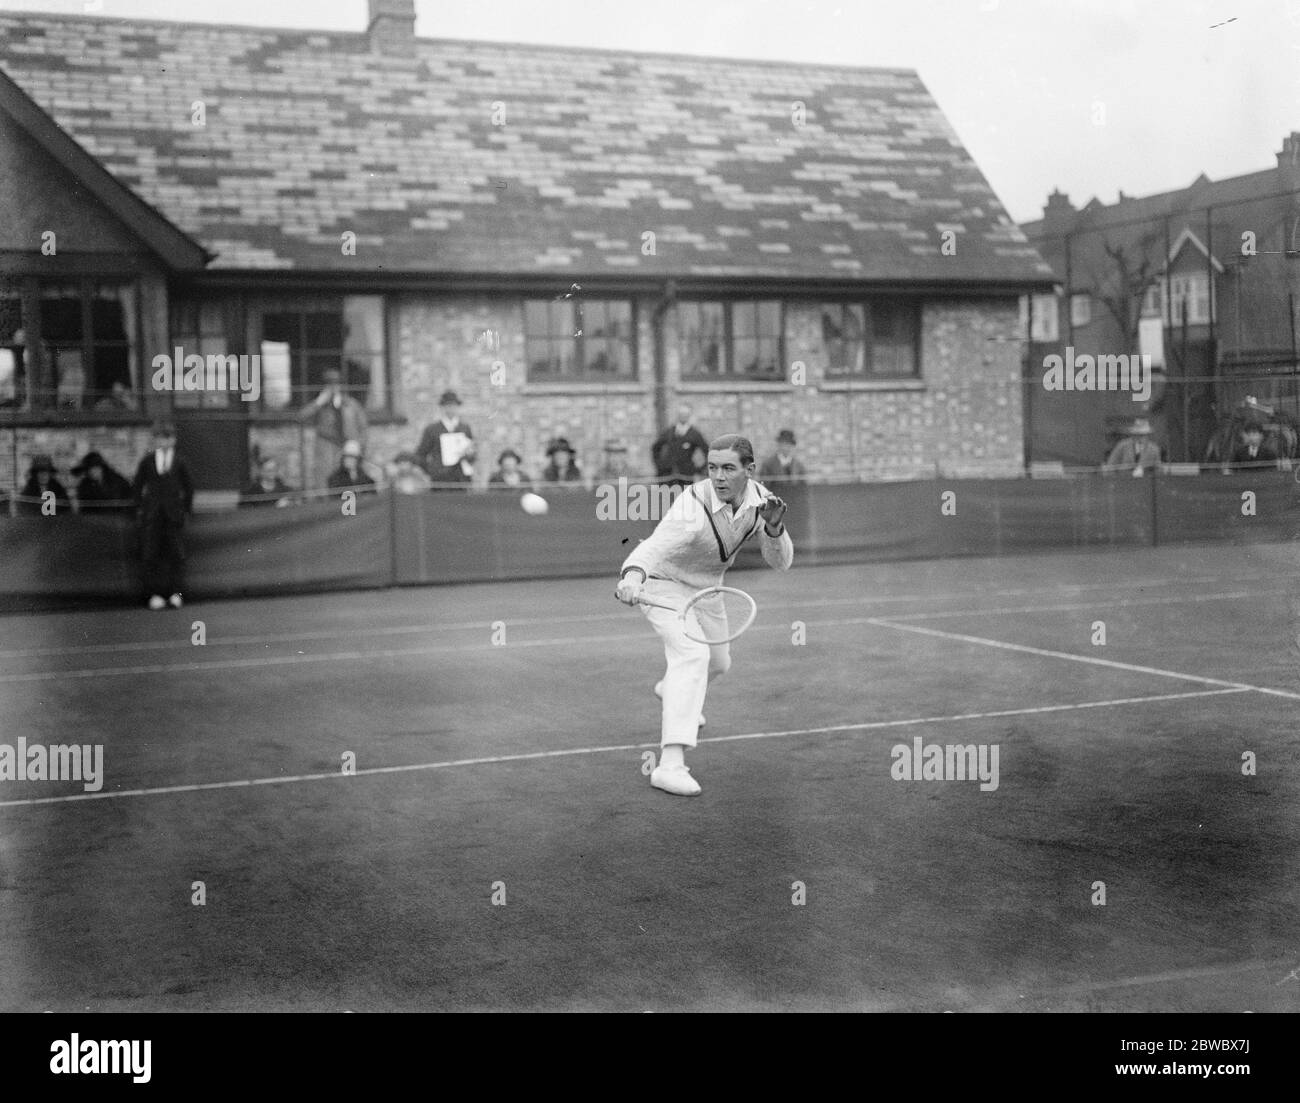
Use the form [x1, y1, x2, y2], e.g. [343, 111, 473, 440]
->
[615, 433, 792, 797]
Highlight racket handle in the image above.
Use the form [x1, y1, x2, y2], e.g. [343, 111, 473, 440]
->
[634, 596, 679, 612]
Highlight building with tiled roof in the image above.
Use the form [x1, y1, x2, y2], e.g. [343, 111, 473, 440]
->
[1, 0, 1052, 493]
[1020, 142, 1300, 466]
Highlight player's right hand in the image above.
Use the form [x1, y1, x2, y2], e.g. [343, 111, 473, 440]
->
[615, 574, 644, 606]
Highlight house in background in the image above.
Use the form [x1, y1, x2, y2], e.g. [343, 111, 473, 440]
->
[1020, 137, 1300, 467]
[0, 0, 1053, 497]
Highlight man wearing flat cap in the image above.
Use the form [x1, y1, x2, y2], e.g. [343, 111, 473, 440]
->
[759, 429, 808, 483]
[415, 390, 476, 489]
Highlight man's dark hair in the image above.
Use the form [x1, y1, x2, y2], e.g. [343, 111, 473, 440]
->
[708, 434, 755, 466]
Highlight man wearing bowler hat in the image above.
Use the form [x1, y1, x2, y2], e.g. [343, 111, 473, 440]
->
[415, 390, 476, 489]
[758, 429, 808, 483]
[132, 420, 193, 609]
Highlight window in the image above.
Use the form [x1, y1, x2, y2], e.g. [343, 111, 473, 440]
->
[524, 299, 636, 381]
[250, 295, 388, 411]
[1142, 275, 1215, 326]
[1169, 273, 1213, 325]
[1029, 293, 1059, 342]
[821, 300, 920, 378]
[1141, 281, 1164, 319]
[171, 299, 232, 409]
[1070, 293, 1092, 328]
[0, 281, 140, 411]
[679, 300, 783, 379]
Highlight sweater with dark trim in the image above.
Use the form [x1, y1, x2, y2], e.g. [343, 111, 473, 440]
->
[620, 478, 793, 590]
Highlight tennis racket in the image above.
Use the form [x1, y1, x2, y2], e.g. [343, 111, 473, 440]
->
[632, 585, 758, 645]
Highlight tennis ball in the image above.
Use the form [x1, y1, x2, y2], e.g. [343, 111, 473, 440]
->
[520, 492, 549, 515]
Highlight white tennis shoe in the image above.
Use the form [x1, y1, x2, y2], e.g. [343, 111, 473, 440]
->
[652, 680, 705, 727]
[148, 595, 166, 611]
[650, 763, 701, 797]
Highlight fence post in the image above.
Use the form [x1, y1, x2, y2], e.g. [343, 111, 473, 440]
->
[1149, 464, 1159, 547]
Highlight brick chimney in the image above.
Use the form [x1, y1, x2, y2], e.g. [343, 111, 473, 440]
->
[1277, 131, 1300, 170]
[1042, 189, 1075, 229]
[368, 0, 417, 57]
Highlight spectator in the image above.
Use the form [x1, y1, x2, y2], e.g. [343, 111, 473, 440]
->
[541, 437, 582, 484]
[327, 440, 377, 494]
[133, 421, 193, 609]
[93, 380, 139, 413]
[596, 439, 634, 481]
[489, 448, 534, 490]
[652, 403, 708, 486]
[71, 450, 134, 514]
[391, 450, 433, 494]
[300, 368, 368, 489]
[240, 457, 296, 508]
[758, 429, 808, 483]
[415, 389, 476, 489]
[17, 454, 70, 516]
[1227, 422, 1280, 473]
[1102, 418, 1161, 476]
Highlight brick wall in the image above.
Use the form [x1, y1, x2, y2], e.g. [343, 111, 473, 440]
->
[388, 293, 1024, 485]
[2, 293, 1025, 498]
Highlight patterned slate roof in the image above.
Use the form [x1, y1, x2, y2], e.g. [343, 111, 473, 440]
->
[0, 11, 1053, 282]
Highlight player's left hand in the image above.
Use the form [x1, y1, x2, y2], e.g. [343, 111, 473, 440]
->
[759, 494, 786, 530]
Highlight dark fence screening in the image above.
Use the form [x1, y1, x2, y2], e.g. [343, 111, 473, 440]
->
[2, 473, 1297, 607]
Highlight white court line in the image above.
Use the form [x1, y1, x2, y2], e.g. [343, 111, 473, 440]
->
[0, 686, 1249, 809]
[881, 589, 1275, 621]
[4, 572, 1296, 661]
[1046, 957, 1298, 996]
[867, 617, 1300, 701]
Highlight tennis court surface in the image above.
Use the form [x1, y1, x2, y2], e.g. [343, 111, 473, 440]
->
[2, 540, 1298, 1011]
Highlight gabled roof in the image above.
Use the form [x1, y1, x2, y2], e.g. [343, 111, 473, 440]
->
[0, 67, 210, 270]
[0, 10, 1052, 283]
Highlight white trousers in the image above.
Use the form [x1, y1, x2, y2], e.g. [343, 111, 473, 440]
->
[640, 578, 731, 748]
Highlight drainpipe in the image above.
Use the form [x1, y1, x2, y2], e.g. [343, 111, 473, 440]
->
[651, 279, 678, 440]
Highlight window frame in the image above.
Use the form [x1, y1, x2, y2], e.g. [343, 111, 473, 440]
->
[236, 293, 393, 416]
[818, 298, 922, 381]
[678, 299, 786, 381]
[523, 298, 639, 383]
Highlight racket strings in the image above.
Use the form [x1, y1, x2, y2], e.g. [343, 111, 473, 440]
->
[685, 587, 755, 645]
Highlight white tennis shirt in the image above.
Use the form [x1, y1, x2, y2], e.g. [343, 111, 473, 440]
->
[621, 477, 793, 591]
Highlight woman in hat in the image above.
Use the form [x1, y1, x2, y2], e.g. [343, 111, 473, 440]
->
[17, 455, 70, 517]
[541, 437, 583, 485]
[390, 450, 433, 494]
[489, 448, 534, 491]
[327, 439, 378, 493]
[71, 450, 134, 513]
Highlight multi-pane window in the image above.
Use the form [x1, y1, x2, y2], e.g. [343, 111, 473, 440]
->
[821, 300, 921, 378]
[679, 300, 783, 379]
[1027, 293, 1060, 343]
[1070, 293, 1092, 328]
[0, 281, 137, 410]
[253, 296, 388, 411]
[1143, 275, 1214, 325]
[524, 299, 635, 380]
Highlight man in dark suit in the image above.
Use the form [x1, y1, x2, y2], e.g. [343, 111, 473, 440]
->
[651, 403, 709, 487]
[133, 421, 194, 610]
[1228, 422, 1280, 472]
[415, 390, 476, 489]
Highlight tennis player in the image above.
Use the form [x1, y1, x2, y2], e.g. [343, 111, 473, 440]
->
[615, 434, 793, 796]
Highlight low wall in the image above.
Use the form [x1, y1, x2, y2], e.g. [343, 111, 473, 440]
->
[0, 474, 1295, 605]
